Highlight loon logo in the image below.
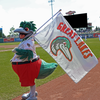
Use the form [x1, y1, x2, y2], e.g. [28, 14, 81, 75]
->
[50, 36, 72, 61]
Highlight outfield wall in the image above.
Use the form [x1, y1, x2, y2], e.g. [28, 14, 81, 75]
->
[0, 38, 3, 43]
[79, 33, 100, 38]
[0, 38, 22, 43]
[0, 33, 100, 43]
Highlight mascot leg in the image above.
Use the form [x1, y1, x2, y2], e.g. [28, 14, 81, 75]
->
[30, 85, 36, 97]
[26, 85, 37, 100]
[22, 85, 38, 100]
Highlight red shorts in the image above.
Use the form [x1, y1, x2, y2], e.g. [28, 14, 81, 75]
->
[12, 59, 41, 87]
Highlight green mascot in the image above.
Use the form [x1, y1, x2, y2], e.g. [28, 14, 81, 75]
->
[11, 21, 57, 100]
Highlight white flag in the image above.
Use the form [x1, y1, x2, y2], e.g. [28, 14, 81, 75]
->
[35, 12, 98, 83]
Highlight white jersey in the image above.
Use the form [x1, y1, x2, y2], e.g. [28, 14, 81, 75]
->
[11, 38, 38, 62]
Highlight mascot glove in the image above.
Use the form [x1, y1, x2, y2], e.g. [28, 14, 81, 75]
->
[15, 48, 33, 61]
[12, 47, 18, 53]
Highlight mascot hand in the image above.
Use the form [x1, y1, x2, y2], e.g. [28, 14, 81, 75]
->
[15, 48, 33, 61]
[12, 47, 18, 53]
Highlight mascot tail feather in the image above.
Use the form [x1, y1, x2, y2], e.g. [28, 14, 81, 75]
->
[37, 59, 58, 79]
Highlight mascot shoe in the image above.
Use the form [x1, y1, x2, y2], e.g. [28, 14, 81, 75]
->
[22, 91, 38, 99]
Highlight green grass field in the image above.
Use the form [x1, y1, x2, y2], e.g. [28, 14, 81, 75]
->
[83, 38, 100, 58]
[0, 42, 20, 46]
[0, 38, 100, 100]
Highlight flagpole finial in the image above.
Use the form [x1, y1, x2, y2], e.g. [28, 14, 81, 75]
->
[59, 9, 62, 12]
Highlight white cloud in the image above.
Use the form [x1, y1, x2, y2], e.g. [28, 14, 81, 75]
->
[35, 0, 48, 5]
[0, 5, 7, 22]
[0, 5, 51, 35]
[0, 0, 100, 36]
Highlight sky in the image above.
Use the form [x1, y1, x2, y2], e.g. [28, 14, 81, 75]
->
[0, 0, 100, 36]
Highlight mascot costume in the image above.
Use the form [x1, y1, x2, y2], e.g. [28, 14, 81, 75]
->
[11, 21, 58, 100]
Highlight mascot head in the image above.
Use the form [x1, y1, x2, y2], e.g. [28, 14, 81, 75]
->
[14, 21, 36, 39]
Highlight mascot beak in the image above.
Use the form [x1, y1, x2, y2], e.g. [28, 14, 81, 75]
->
[14, 28, 34, 39]
[14, 28, 32, 34]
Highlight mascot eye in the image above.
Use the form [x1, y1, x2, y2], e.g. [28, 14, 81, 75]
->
[25, 27, 29, 31]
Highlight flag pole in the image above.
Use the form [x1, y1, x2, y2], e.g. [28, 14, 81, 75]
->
[35, 9, 62, 33]
[18, 9, 62, 48]
[26, 9, 61, 41]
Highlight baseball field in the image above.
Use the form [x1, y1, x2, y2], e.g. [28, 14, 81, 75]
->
[0, 38, 100, 100]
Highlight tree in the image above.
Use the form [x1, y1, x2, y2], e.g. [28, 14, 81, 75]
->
[0, 32, 2, 38]
[9, 26, 19, 37]
[2, 33, 6, 38]
[95, 26, 100, 31]
[9, 26, 15, 36]
[0, 28, 2, 38]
